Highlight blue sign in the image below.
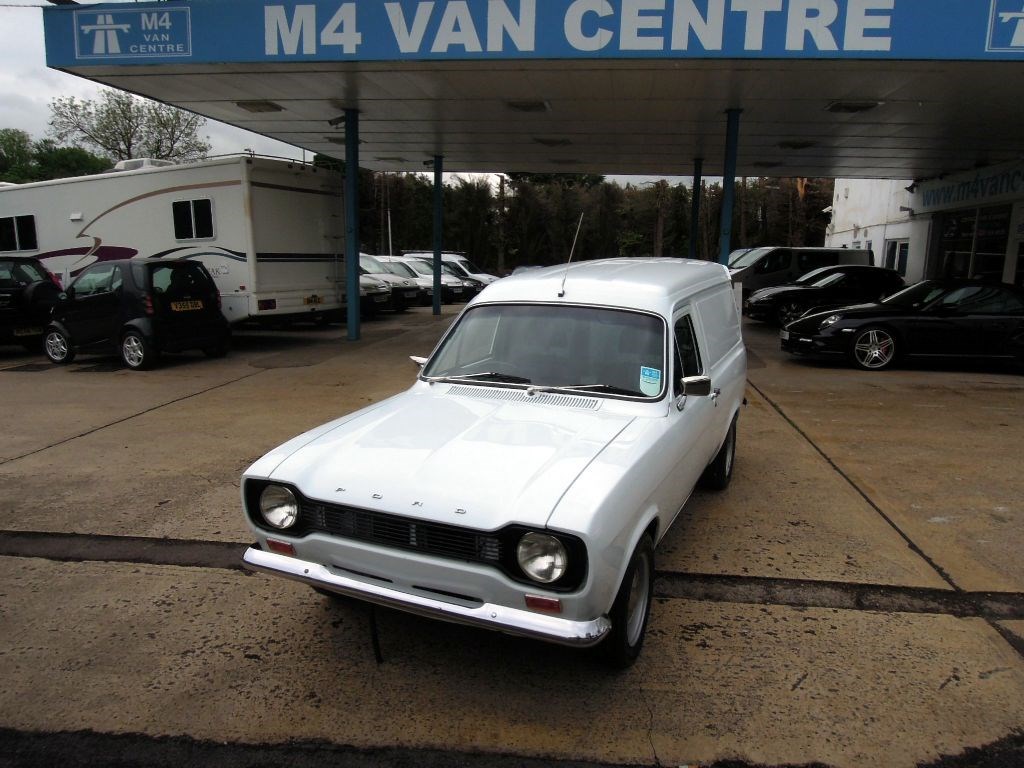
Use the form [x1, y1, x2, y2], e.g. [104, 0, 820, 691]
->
[44, 0, 1024, 66]
[72, 7, 191, 60]
[988, 0, 1024, 52]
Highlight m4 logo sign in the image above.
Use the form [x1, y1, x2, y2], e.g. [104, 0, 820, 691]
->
[988, 0, 1024, 51]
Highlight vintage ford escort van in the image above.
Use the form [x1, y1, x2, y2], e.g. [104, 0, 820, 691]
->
[241, 258, 747, 665]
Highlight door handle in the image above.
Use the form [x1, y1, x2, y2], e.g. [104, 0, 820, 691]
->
[711, 388, 721, 406]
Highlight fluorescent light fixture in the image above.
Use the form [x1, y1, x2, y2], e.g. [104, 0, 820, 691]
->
[235, 100, 283, 113]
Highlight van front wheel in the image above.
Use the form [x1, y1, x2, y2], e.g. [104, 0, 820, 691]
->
[602, 535, 654, 668]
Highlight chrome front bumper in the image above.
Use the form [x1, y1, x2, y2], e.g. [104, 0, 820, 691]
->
[242, 546, 612, 648]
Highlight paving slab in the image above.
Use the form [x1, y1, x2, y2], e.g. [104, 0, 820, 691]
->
[657, 387, 949, 589]
[1, 557, 1022, 768]
[743, 320, 1024, 593]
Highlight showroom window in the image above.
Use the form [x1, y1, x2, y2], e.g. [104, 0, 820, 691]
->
[936, 205, 1010, 281]
[0, 215, 38, 252]
[172, 199, 215, 240]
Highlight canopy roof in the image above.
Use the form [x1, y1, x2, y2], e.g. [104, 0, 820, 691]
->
[43, 0, 1024, 180]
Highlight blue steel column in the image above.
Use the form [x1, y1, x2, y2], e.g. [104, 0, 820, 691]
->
[718, 108, 742, 265]
[689, 157, 703, 260]
[432, 155, 443, 316]
[345, 109, 361, 340]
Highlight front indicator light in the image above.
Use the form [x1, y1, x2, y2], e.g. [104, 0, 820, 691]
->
[260, 485, 298, 529]
[516, 532, 568, 584]
[266, 539, 296, 556]
[525, 595, 563, 613]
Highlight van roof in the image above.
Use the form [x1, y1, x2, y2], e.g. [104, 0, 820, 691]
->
[475, 257, 730, 314]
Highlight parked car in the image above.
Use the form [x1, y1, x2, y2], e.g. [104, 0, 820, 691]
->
[781, 279, 1024, 371]
[400, 256, 475, 302]
[729, 246, 874, 297]
[42, 258, 230, 370]
[360, 253, 418, 312]
[359, 274, 392, 318]
[240, 258, 746, 665]
[0, 255, 62, 350]
[403, 251, 501, 285]
[375, 256, 433, 306]
[744, 265, 905, 326]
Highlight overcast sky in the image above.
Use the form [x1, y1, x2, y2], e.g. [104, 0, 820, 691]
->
[0, 0, 684, 186]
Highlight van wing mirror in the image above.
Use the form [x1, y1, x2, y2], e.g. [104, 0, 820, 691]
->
[681, 375, 712, 397]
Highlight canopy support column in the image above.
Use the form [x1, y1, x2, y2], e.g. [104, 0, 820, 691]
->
[689, 157, 703, 261]
[718, 108, 742, 265]
[432, 155, 444, 316]
[345, 109, 361, 340]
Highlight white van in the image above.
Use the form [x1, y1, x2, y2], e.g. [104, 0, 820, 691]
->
[729, 246, 873, 296]
[403, 251, 501, 284]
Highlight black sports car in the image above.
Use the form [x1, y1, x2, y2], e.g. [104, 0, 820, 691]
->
[780, 280, 1024, 371]
[744, 265, 905, 326]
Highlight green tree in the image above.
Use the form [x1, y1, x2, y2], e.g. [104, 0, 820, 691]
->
[32, 139, 110, 180]
[49, 89, 210, 162]
[0, 128, 35, 183]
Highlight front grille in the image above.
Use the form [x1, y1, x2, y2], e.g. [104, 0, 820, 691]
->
[301, 500, 503, 566]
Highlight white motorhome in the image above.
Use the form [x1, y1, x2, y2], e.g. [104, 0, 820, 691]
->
[0, 156, 345, 324]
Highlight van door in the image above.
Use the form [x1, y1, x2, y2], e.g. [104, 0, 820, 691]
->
[668, 312, 719, 492]
[745, 248, 792, 293]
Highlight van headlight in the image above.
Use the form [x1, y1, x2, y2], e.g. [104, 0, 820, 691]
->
[259, 485, 298, 529]
[516, 532, 567, 584]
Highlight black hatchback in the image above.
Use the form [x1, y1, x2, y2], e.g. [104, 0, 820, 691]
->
[0, 256, 62, 350]
[43, 258, 230, 370]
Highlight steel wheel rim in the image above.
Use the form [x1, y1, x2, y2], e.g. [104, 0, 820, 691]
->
[122, 335, 145, 367]
[854, 329, 895, 369]
[45, 331, 67, 361]
[625, 550, 651, 647]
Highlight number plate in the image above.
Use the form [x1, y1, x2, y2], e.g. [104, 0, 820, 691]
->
[780, 330, 790, 341]
[303, 295, 323, 305]
[13, 327, 42, 337]
[452, 287, 463, 294]
[403, 290, 418, 298]
[373, 295, 388, 303]
[171, 300, 203, 311]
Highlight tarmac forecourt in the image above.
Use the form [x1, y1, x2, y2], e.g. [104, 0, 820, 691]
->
[1, 308, 1023, 768]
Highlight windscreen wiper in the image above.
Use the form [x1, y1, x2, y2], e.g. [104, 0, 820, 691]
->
[525, 383, 643, 397]
[433, 371, 532, 384]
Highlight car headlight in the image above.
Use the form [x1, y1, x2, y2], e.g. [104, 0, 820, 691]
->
[516, 532, 567, 584]
[259, 485, 298, 529]
[820, 314, 842, 329]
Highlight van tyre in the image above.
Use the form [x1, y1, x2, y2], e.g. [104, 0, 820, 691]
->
[44, 328, 74, 365]
[602, 534, 654, 668]
[121, 330, 157, 370]
[700, 414, 737, 491]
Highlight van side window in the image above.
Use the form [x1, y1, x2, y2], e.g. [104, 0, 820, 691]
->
[756, 249, 790, 274]
[673, 315, 703, 396]
[173, 199, 215, 240]
[797, 251, 834, 273]
[0, 215, 38, 252]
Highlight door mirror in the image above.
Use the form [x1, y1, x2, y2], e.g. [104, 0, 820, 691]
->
[409, 355, 427, 368]
[681, 375, 713, 397]
[60, 287, 74, 301]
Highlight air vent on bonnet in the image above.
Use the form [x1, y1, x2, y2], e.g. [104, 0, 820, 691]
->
[446, 385, 600, 410]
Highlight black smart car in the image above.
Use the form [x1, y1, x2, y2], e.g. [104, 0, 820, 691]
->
[781, 280, 1024, 371]
[0, 256, 62, 350]
[744, 264, 905, 326]
[43, 258, 230, 370]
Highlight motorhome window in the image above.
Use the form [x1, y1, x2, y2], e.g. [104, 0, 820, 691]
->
[0, 215, 37, 252]
[172, 199, 214, 240]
